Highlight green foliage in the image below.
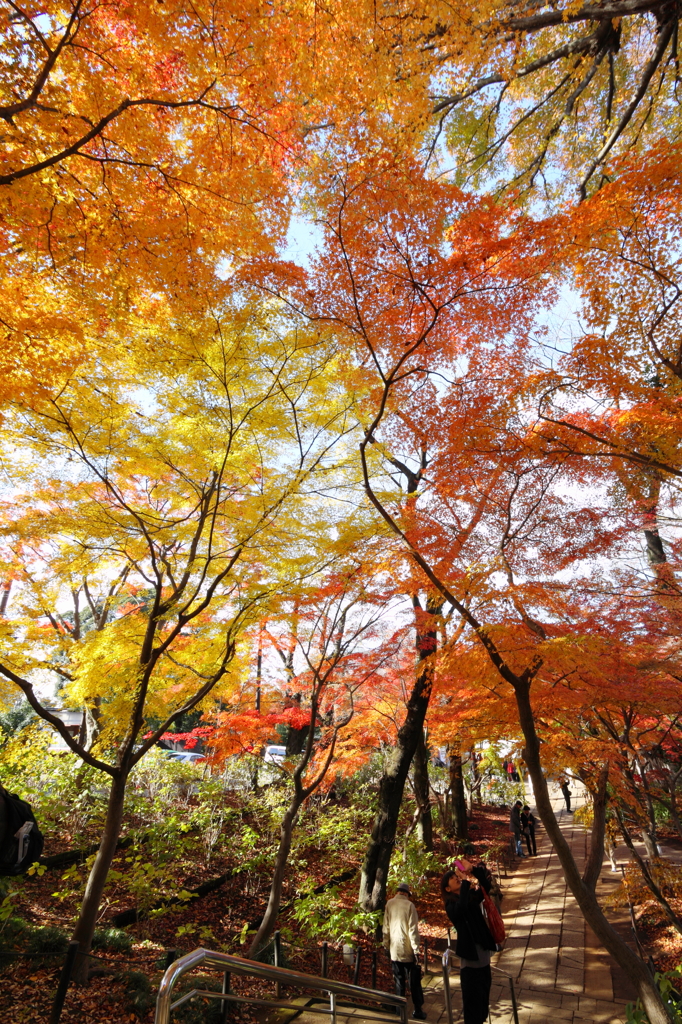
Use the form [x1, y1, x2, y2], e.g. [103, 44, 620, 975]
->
[0, 740, 109, 847]
[389, 832, 441, 897]
[475, 746, 525, 807]
[122, 969, 156, 1015]
[290, 885, 381, 944]
[92, 927, 133, 953]
[25, 925, 69, 965]
[0, 915, 28, 956]
[625, 966, 682, 1023]
[0, 701, 34, 748]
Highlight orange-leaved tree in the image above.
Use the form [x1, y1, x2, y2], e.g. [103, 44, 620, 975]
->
[252, 148, 549, 911]
[208, 558, 406, 956]
[279, 143, 678, 1018]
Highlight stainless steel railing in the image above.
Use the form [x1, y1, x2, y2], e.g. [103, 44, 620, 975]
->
[154, 947, 409, 1024]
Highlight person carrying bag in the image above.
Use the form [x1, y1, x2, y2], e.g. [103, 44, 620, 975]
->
[441, 859, 501, 1024]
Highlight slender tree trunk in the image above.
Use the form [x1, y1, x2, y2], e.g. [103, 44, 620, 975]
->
[642, 828, 660, 860]
[616, 813, 682, 937]
[413, 736, 433, 851]
[71, 773, 127, 983]
[514, 683, 672, 1024]
[248, 801, 300, 958]
[470, 748, 482, 805]
[666, 788, 682, 839]
[359, 596, 442, 911]
[583, 765, 608, 893]
[448, 741, 468, 840]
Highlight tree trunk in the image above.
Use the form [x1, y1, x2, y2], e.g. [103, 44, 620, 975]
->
[71, 773, 127, 983]
[583, 765, 608, 893]
[616, 814, 682, 937]
[359, 596, 442, 911]
[286, 725, 309, 755]
[470, 748, 482, 805]
[248, 801, 300, 958]
[448, 741, 468, 840]
[413, 736, 433, 851]
[515, 683, 672, 1024]
[642, 827, 660, 861]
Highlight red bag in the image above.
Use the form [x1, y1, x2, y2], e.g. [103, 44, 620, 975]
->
[481, 890, 506, 946]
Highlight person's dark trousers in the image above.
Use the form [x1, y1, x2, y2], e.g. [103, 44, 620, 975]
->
[391, 960, 424, 1010]
[460, 965, 491, 1024]
[525, 829, 537, 856]
[564, 794, 571, 812]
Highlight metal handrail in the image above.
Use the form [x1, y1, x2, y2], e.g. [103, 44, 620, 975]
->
[154, 947, 408, 1024]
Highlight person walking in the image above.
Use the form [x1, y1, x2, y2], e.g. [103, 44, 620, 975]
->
[441, 860, 497, 1024]
[383, 882, 426, 1019]
[521, 805, 537, 856]
[560, 779, 572, 812]
[509, 800, 525, 856]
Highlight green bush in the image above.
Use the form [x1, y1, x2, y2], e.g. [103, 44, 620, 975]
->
[0, 915, 29, 954]
[174, 976, 225, 1024]
[25, 925, 69, 965]
[123, 969, 155, 1015]
[92, 926, 133, 953]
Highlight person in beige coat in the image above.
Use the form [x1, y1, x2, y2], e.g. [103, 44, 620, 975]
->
[383, 883, 426, 1019]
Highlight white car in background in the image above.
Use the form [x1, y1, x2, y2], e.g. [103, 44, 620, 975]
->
[162, 750, 206, 764]
[263, 745, 286, 764]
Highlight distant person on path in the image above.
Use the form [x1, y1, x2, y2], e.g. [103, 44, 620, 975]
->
[560, 779, 572, 812]
[383, 882, 426, 1020]
[521, 805, 537, 856]
[509, 800, 525, 856]
[441, 860, 497, 1024]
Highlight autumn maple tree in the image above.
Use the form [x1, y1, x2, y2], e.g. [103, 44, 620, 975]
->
[264, 135, 681, 1019]
[0, 306, 354, 978]
[2, 2, 682, 1019]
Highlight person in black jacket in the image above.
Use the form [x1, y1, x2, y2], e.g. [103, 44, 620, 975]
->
[560, 779, 572, 812]
[521, 805, 537, 856]
[441, 860, 497, 1024]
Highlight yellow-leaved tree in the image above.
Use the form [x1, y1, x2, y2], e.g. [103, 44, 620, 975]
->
[0, 298, 355, 979]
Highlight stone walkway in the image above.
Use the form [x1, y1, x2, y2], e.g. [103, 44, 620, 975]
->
[288, 786, 644, 1024]
[418, 786, 639, 1024]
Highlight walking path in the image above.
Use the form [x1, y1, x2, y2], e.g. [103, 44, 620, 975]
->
[288, 787, 643, 1024]
[419, 786, 638, 1024]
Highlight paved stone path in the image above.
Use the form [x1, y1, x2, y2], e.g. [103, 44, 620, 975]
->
[288, 785, 644, 1024]
[417, 786, 638, 1024]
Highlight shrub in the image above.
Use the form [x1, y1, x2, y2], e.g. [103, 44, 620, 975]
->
[174, 976, 225, 1024]
[92, 927, 133, 953]
[123, 969, 155, 1015]
[25, 925, 69, 965]
[0, 915, 29, 959]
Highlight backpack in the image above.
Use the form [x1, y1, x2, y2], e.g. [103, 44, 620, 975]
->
[481, 888, 506, 947]
[0, 787, 44, 876]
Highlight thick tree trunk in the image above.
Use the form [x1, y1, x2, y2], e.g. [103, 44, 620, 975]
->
[413, 736, 433, 851]
[515, 683, 672, 1024]
[582, 765, 608, 893]
[71, 773, 127, 983]
[359, 596, 442, 911]
[248, 801, 300, 958]
[448, 741, 468, 840]
[286, 725, 309, 755]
